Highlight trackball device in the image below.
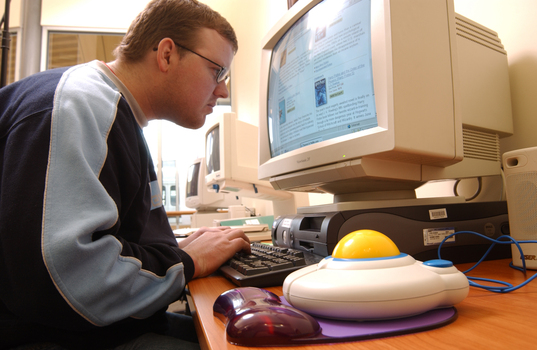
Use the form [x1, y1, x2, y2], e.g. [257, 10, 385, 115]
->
[282, 229, 469, 320]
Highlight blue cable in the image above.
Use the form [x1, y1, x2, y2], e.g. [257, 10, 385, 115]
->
[437, 231, 537, 293]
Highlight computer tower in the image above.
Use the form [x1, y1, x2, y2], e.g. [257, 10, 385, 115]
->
[272, 201, 510, 264]
[503, 146, 537, 269]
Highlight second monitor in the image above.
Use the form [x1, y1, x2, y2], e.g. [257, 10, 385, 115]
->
[203, 113, 307, 217]
[185, 157, 241, 212]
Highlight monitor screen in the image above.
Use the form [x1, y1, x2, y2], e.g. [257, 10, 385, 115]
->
[206, 125, 220, 176]
[186, 161, 200, 198]
[268, 0, 377, 158]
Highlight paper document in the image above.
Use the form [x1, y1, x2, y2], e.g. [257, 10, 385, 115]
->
[174, 224, 271, 241]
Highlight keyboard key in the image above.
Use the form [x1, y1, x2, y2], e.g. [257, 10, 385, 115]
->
[267, 261, 294, 271]
[243, 266, 270, 275]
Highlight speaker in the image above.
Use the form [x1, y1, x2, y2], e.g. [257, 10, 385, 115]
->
[503, 146, 537, 269]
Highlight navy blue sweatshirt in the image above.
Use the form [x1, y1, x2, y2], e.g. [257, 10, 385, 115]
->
[0, 61, 194, 349]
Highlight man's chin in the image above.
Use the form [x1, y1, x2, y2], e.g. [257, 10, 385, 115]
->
[193, 114, 208, 129]
[175, 114, 206, 130]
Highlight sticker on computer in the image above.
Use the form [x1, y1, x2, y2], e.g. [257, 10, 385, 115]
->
[281, 218, 293, 228]
[423, 228, 456, 246]
[429, 208, 448, 220]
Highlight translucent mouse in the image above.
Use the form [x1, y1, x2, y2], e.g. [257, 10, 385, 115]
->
[213, 287, 321, 346]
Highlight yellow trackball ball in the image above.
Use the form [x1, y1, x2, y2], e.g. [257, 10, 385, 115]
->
[332, 229, 400, 259]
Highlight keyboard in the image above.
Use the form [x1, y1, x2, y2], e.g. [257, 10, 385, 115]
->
[218, 242, 324, 287]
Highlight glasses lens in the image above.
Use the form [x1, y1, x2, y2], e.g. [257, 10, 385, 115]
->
[217, 67, 230, 83]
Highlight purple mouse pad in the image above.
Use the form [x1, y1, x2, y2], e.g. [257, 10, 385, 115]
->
[280, 297, 458, 343]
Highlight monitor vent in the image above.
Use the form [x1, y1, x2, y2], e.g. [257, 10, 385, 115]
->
[455, 14, 506, 55]
[462, 128, 500, 162]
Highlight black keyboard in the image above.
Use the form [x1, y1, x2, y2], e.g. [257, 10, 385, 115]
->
[218, 242, 324, 287]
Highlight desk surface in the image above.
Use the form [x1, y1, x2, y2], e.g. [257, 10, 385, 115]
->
[186, 259, 537, 350]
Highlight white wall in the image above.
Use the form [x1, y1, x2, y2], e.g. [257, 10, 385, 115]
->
[40, 0, 149, 29]
[1, 0, 21, 28]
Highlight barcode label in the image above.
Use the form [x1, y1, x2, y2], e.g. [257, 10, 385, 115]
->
[423, 228, 456, 246]
[429, 208, 448, 220]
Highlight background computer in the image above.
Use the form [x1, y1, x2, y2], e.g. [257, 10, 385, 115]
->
[204, 113, 310, 218]
[257, 0, 513, 213]
[185, 157, 241, 227]
[185, 157, 241, 212]
[184, 157, 274, 239]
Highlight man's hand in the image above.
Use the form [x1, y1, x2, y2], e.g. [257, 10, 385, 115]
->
[180, 227, 251, 279]
[177, 226, 229, 249]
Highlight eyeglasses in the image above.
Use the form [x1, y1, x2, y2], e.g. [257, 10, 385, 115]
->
[154, 41, 230, 83]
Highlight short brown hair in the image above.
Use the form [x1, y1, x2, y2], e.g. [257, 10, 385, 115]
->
[114, 0, 238, 61]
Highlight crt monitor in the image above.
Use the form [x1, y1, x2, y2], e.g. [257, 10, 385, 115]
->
[185, 157, 241, 211]
[258, 0, 513, 211]
[204, 112, 307, 217]
[205, 112, 283, 199]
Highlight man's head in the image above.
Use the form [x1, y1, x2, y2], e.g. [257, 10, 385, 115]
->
[114, 0, 238, 62]
[112, 0, 238, 129]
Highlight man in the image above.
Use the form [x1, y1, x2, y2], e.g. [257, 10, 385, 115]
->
[0, 0, 250, 349]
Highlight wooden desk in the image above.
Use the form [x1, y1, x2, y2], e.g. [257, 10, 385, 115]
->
[186, 259, 537, 350]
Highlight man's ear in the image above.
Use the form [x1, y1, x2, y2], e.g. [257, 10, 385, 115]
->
[155, 38, 175, 73]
